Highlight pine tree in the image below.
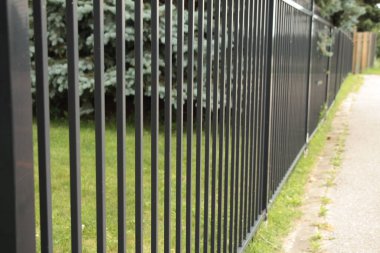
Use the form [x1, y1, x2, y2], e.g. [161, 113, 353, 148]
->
[357, 0, 380, 31]
[316, 0, 365, 31]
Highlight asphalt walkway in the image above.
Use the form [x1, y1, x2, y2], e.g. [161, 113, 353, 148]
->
[324, 75, 380, 253]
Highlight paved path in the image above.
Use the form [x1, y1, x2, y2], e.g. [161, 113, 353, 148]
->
[324, 75, 380, 253]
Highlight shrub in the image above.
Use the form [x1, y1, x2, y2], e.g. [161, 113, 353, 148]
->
[29, 0, 210, 116]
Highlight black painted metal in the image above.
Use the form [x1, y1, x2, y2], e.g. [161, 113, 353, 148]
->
[65, 0, 82, 251]
[223, 0, 234, 251]
[94, 0, 106, 251]
[164, 0, 173, 251]
[195, 0, 205, 250]
[135, 0, 144, 251]
[32, 0, 53, 251]
[0, 0, 36, 252]
[267, 0, 353, 215]
[116, 0, 126, 251]
[210, 0, 221, 250]
[217, 0, 228, 251]
[150, 0, 159, 248]
[186, 0, 195, 251]
[203, 0, 214, 249]
[6, 0, 355, 252]
[176, 0, 184, 251]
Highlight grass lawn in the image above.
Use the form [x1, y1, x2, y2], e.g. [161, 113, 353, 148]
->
[246, 74, 364, 252]
[34, 121, 211, 252]
[363, 59, 380, 75]
[34, 73, 365, 252]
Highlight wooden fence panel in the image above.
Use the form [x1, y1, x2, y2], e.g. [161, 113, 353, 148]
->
[353, 32, 378, 73]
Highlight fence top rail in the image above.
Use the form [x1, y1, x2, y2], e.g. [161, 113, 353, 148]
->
[282, 0, 353, 41]
[282, 0, 313, 16]
[282, 0, 333, 27]
[313, 14, 334, 28]
[340, 30, 353, 41]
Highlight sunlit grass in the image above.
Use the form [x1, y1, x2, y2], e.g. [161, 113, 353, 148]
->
[363, 59, 380, 75]
[33, 120, 213, 252]
[246, 74, 364, 252]
[33, 74, 364, 252]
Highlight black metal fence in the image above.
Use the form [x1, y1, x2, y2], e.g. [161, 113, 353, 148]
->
[0, 0, 353, 252]
[267, 0, 353, 212]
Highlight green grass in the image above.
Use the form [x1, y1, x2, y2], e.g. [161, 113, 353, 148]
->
[363, 59, 380, 75]
[34, 74, 364, 252]
[318, 206, 328, 218]
[321, 197, 331, 206]
[331, 124, 348, 169]
[34, 121, 213, 252]
[246, 74, 364, 253]
[310, 112, 349, 253]
[310, 232, 323, 253]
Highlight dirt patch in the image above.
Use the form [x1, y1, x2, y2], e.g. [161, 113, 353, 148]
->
[282, 95, 355, 253]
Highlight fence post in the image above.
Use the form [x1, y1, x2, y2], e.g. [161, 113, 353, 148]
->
[0, 0, 36, 252]
[305, 0, 315, 143]
[325, 27, 333, 106]
[263, 0, 276, 214]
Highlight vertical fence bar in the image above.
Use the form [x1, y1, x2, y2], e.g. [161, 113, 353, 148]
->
[65, 0, 82, 251]
[268, 0, 276, 203]
[0, 0, 35, 251]
[325, 27, 332, 104]
[275, 0, 285, 198]
[151, 0, 159, 251]
[259, 0, 265, 220]
[135, 0, 144, 250]
[254, 0, 263, 223]
[94, 0, 106, 251]
[195, 0, 205, 248]
[263, 0, 275, 213]
[236, 0, 245, 243]
[116, 0, 126, 251]
[278, 0, 285, 195]
[235, 0, 245, 245]
[210, 0, 221, 249]
[284, 5, 292, 188]
[164, 0, 172, 250]
[262, 0, 268, 215]
[248, 0, 258, 230]
[255, 0, 263, 217]
[33, 0, 53, 251]
[203, 0, 214, 248]
[276, 0, 283, 203]
[260, 0, 268, 217]
[244, 0, 254, 235]
[229, 0, 240, 248]
[305, 1, 314, 142]
[186, 0, 195, 250]
[176, 0, 184, 250]
[273, 0, 281, 202]
[223, 0, 234, 250]
[250, 0, 259, 226]
[240, 0, 250, 242]
[217, 0, 228, 249]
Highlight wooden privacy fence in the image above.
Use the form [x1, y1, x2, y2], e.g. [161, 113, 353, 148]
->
[352, 32, 378, 73]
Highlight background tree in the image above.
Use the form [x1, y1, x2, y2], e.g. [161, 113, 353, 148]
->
[317, 0, 380, 58]
[357, 0, 380, 31]
[357, 0, 380, 56]
[316, 0, 365, 31]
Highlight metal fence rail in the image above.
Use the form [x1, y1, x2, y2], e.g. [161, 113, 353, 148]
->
[267, 0, 353, 210]
[0, 0, 354, 252]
